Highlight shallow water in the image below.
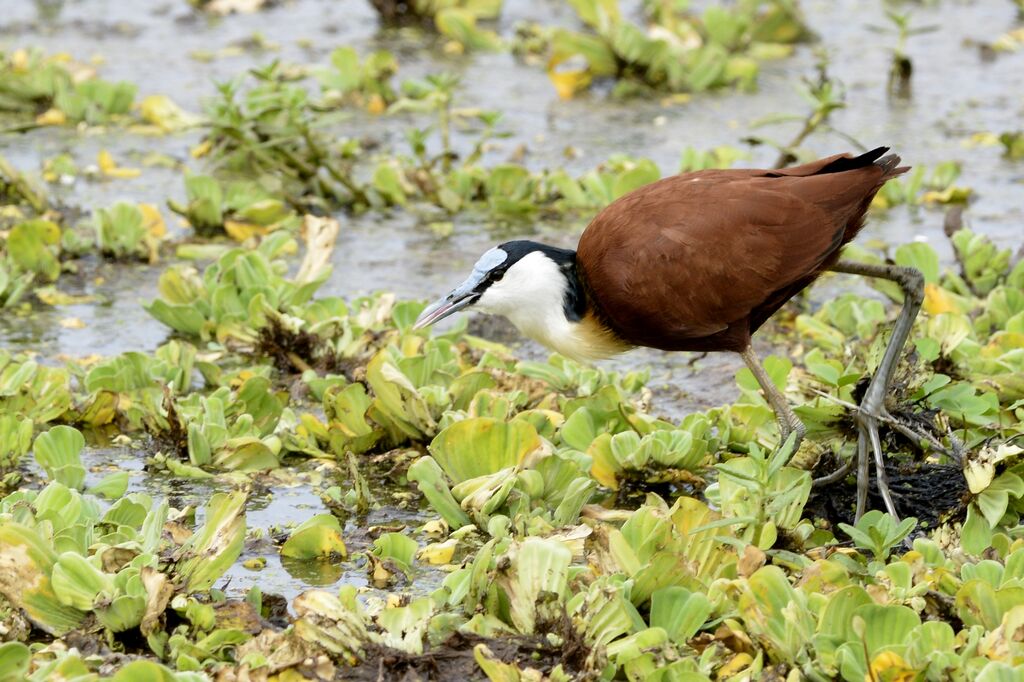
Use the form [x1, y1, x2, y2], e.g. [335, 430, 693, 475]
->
[2, 0, 1023, 601]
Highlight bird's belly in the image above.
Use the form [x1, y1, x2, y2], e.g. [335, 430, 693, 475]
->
[614, 318, 752, 354]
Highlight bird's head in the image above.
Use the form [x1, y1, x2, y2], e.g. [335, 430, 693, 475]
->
[414, 240, 629, 362]
[414, 240, 583, 333]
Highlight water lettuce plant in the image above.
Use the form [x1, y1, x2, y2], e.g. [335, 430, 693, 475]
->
[2, 11, 1024, 679]
[167, 173, 299, 239]
[0, 483, 245, 640]
[4, 219, 1024, 679]
[144, 231, 326, 344]
[538, 0, 811, 98]
[0, 49, 136, 126]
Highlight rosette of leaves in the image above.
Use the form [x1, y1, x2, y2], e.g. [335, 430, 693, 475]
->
[167, 174, 300, 239]
[0, 219, 61, 306]
[92, 202, 166, 262]
[0, 482, 244, 640]
[145, 232, 327, 344]
[555, 384, 666, 458]
[516, 351, 649, 397]
[172, 375, 285, 471]
[32, 425, 88, 490]
[960, 442, 1024, 555]
[314, 47, 399, 111]
[281, 514, 348, 561]
[0, 414, 32, 474]
[0, 48, 136, 125]
[70, 341, 196, 432]
[284, 305, 512, 457]
[543, 0, 811, 99]
[369, 0, 502, 52]
[587, 413, 715, 490]
[541, 155, 662, 213]
[409, 416, 599, 531]
[0, 350, 72, 423]
[591, 495, 737, 605]
[873, 161, 972, 209]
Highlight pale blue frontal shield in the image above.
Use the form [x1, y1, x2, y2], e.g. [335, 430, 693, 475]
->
[414, 247, 508, 329]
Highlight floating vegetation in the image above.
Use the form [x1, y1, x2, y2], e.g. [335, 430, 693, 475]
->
[533, 0, 813, 99]
[4, 218, 1022, 676]
[2, 1, 1022, 678]
[874, 161, 973, 208]
[368, 0, 503, 52]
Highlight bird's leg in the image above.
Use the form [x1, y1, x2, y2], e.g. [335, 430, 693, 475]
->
[824, 260, 925, 522]
[739, 345, 806, 451]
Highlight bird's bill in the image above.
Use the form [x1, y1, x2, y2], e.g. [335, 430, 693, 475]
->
[415, 250, 504, 329]
[413, 292, 476, 329]
[414, 275, 483, 329]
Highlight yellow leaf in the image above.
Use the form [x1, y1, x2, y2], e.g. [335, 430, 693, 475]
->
[965, 132, 999, 147]
[717, 653, 753, 678]
[921, 186, 972, 205]
[867, 651, 915, 682]
[35, 108, 66, 126]
[871, 193, 891, 210]
[55, 353, 103, 367]
[590, 457, 618, 490]
[738, 543, 766, 578]
[138, 94, 202, 132]
[547, 67, 591, 100]
[224, 219, 269, 242]
[418, 539, 458, 565]
[11, 49, 30, 70]
[923, 283, 958, 315]
[190, 140, 213, 159]
[35, 287, 96, 306]
[366, 94, 386, 115]
[442, 41, 466, 56]
[58, 317, 85, 329]
[421, 519, 449, 539]
[97, 151, 141, 178]
[139, 204, 167, 239]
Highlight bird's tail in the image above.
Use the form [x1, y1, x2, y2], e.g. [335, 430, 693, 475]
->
[874, 151, 910, 180]
[816, 146, 910, 180]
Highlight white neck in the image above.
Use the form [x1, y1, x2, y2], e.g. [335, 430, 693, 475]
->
[475, 251, 625, 362]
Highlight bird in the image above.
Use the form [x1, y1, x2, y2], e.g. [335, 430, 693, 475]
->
[415, 147, 924, 521]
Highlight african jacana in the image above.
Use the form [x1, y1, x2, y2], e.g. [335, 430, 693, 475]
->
[415, 147, 923, 521]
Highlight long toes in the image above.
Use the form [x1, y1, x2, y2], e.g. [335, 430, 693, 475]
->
[864, 418, 901, 521]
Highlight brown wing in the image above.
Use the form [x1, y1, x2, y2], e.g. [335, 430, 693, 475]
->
[576, 151, 899, 351]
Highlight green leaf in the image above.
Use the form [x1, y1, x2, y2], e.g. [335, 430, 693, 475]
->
[649, 586, 710, 643]
[408, 456, 472, 529]
[435, 8, 502, 51]
[51, 552, 113, 611]
[372, 532, 418, 572]
[0, 522, 86, 635]
[0, 642, 30, 682]
[6, 219, 61, 281]
[429, 417, 540, 483]
[894, 242, 940, 284]
[174, 491, 247, 593]
[33, 425, 87, 490]
[281, 514, 347, 559]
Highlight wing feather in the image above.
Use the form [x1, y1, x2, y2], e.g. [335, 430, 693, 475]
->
[576, 168, 874, 348]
